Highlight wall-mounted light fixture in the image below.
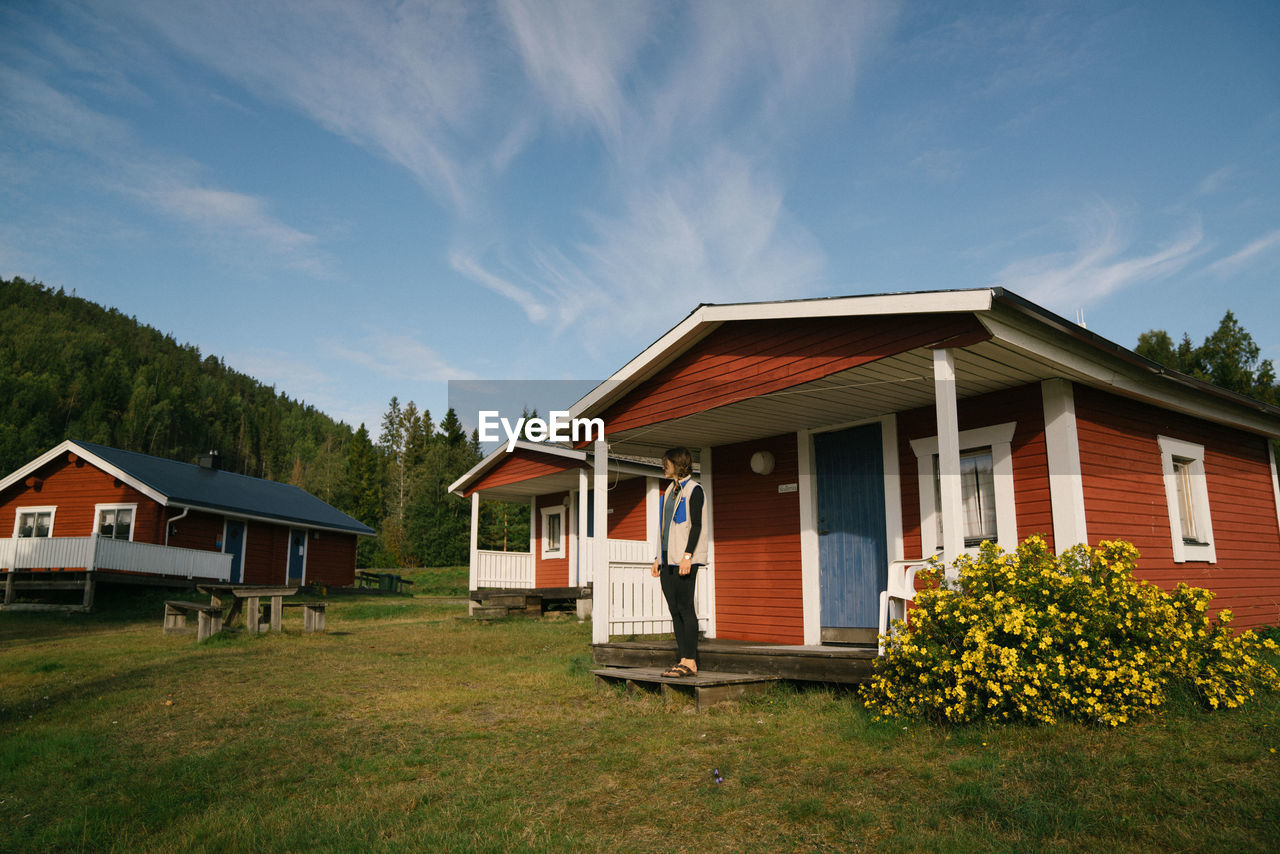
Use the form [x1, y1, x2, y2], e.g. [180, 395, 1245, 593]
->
[750, 450, 775, 476]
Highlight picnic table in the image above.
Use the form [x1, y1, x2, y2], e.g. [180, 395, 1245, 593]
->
[355, 570, 415, 593]
[198, 584, 299, 634]
[161, 585, 327, 641]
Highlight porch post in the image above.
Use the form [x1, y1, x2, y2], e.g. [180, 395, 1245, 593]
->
[1041, 378, 1089, 553]
[468, 493, 479, 593]
[591, 438, 610, 645]
[577, 467, 589, 586]
[933, 348, 965, 573]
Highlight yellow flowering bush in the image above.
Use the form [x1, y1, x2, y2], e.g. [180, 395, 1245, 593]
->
[861, 536, 1280, 726]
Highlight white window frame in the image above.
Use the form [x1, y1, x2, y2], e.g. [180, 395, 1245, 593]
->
[13, 506, 57, 538]
[540, 506, 565, 560]
[1157, 436, 1215, 564]
[911, 422, 1018, 556]
[94, 503, 138, 542]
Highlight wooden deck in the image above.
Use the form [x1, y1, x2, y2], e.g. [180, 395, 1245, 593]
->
[593, 666, 778, 711]
[593, 638, 878, 684]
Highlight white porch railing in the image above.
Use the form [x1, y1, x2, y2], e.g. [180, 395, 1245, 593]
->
[0, 536, 232, 581]
[606, 544, 711, 636]
[475, 549, 536, 588]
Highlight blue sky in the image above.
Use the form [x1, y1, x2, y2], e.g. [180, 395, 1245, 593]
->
[3, 1, 1278, 434]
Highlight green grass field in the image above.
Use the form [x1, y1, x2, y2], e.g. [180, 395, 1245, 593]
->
[1, 580, 1277, 853]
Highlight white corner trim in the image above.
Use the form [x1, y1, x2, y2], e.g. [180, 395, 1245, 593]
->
[911, 422, 1019, 556]
[1041, 379, 1089, 553]
[1270, 443, 1280, 546]
[1157, 435, 1216, 564]
[798, 429, 821, 646]
[699, 445, 716, 640]
[881, 413, 905, 564]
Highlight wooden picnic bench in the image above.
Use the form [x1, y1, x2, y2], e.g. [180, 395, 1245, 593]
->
[162, 585, 327, 641]
[269, 600, 327, 633]
[355, 571, 413, 593]
[163, 600, 225, 642]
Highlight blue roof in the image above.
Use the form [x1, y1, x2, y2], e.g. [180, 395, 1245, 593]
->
[73, 440, 375, 536]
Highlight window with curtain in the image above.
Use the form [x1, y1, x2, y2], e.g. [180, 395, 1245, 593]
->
[17, 510, 53, 538]
[934, 448, 997, 548]
[98, 507, 133, 541]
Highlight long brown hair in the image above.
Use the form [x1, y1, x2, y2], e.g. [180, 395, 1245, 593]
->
[662, 447, 693, 480]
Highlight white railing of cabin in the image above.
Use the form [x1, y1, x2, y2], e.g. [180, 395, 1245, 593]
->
[0, 536, 232, 581]
[474, 549, 536, 589]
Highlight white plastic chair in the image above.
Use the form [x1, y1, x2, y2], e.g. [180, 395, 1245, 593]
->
[878, 559, 929, 655]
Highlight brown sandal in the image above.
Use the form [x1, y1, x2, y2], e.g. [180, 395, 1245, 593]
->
[663, 664, 695, 678]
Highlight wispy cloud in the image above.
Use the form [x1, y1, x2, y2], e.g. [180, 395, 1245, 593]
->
[995, 202, 1205, 306]
[1206, 229, 1280, 276]
[0, 66, 330, 275]
[117, 0, 490, 213]
[332, 331, 478, 384]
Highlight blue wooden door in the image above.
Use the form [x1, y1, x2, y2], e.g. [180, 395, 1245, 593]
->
[224, 520, 246, 583]
[815, 424, 888, 631]
[288, 529, 307, 585]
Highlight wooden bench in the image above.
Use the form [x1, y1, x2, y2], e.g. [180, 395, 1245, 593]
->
[280, 601, 327, 632]
[163, 600, 225, 642]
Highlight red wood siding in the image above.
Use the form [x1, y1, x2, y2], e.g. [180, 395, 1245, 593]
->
[465, 450, 583, 496]
[305, 533, 357, 586]
[535, 492, 569, 587]
[165, 509, 227, 553]
[0, 452, 165, 543]
[607, 476, 648, 540]
[599, 314, 989, 434]
[1074, 385, 1280, 628]
[711, 433, 804, 644]
[243, 521, 290, 585]
[898, 383, 1053, 558]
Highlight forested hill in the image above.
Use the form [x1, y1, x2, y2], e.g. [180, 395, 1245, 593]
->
[0, 276, 354, 481]
[1, 276, 494, 568]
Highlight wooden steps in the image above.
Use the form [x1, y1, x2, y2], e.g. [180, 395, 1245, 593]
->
[592, 666, 778, 711]
[468, 592, 543, 619]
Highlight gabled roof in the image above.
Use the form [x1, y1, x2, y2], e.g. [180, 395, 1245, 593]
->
[448, 440, 663, 501]
[1, 440, 375, 536]
[567, 287, 1280, 449]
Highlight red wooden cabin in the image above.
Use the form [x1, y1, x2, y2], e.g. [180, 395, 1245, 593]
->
[1, 440, 374, 588]
[562, 289, 1280, 667]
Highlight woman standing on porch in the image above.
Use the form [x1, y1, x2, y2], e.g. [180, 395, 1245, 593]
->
[651, 447, 709, 678]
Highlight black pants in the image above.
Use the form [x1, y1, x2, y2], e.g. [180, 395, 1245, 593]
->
[659, 563, 700, 663]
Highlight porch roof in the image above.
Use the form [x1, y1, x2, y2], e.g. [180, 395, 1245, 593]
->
[448, 440, 662, 502]
[568, 288, 1280, 456]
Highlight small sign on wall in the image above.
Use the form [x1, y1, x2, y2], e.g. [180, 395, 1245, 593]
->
[777, 482, 798, 493]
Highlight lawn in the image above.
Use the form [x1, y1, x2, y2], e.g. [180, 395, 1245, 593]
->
[1, 584, 1277, 853]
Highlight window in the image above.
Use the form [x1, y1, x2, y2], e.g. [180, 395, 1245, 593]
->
[15, 508, 55, 538]
[1157, 436, 1215, 563]
[911, 423, 1017, 555]
[96, 504, 137, 541]
[540, 506, 565, 559]
[933, 448, 998, 548]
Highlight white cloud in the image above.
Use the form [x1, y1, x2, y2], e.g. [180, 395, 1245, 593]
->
[449, 251, 549, 324]
[1206, 229, 1280, 276]
[0, 66, 330, 275]
[500, 0, 652, 149]
[995, 202, 1204, 306]
[117, 0, 490, 213]
[332, 331, 478, 384]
